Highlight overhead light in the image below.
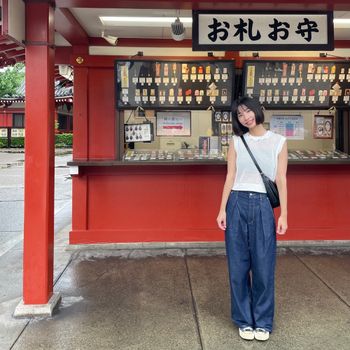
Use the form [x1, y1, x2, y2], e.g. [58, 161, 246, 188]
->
[333, 18, 350, 27]
[171, 17, 186, 41]
[333, 18, 350, 24]
[101, 30, 118, 46]
[99, 16, 192, 27]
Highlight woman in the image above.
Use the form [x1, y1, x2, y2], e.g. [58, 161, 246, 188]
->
[216, 96, 288, 341]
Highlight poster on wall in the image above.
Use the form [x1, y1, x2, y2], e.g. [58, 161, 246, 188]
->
[313, 115, 334, 139]
[156, 111, 191, 136]
[270, 115, 304, 140]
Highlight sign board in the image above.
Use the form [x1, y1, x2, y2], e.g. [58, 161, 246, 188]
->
[192, 11, 334, 51]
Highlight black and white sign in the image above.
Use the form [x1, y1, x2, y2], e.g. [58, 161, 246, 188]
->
[192, 11, 334, 51]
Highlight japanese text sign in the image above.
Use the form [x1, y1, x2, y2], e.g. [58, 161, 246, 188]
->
[192, 11, 334, 51]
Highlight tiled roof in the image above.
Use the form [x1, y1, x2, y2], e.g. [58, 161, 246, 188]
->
[0, 37, 73, 106]
[0, 76, 73, 106]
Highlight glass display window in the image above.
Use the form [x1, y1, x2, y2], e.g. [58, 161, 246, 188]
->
[121, 108, 233, 162]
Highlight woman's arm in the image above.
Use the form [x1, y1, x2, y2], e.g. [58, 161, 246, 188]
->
[216, 139, 237, 230]
[275, 141, 288, 235]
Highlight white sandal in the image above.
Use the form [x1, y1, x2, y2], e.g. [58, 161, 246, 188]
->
[254, 328, 270, 341]
[239, 326, 254, 340]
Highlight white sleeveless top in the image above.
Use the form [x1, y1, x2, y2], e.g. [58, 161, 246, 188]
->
[232, 131, 286, 193]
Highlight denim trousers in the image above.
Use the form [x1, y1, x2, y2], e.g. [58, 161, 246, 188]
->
[225, 190, 276, 332]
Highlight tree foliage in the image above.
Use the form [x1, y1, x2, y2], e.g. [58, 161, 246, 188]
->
[0, 63, 25, 97]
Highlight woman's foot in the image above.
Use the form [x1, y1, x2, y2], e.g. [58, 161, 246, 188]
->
[254, 328, 270, 341]
[239, 326, 254, 340]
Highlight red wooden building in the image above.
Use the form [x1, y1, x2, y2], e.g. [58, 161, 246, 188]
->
[0, 80, 73, 142]
[2, 0, 349, 316]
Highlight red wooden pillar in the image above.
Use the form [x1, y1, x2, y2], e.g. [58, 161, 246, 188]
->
[21, 1, 56, 308]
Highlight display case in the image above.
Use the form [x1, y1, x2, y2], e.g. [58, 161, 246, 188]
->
[115, 60, 235, 110]
[119, 104, 350, 164]
[121, 108, 233, 162]
[115, 59, 350, 165]
[243, 60, 350, 109]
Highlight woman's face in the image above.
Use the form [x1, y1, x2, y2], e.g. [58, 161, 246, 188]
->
[237, 104, 256, 129]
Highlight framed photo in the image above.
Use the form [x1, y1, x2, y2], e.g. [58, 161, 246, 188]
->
[313, 115, 334, 139]
[156, 111, 191, 136]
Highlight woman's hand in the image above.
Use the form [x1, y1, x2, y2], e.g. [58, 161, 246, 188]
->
[217, 210, 227, 230]
[276, 216, 288, 235]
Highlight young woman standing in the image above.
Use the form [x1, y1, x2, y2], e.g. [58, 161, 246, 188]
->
[216, 96, 288, 341]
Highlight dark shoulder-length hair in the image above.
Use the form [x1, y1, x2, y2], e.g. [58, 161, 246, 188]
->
[231, 96, 265, 136]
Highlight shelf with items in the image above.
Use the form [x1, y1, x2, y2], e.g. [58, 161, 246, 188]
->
[243, 60, 350, 109]
[288, 149, 349, 161]
[115, 60, 235, 110]
[123, 149, 226, 162]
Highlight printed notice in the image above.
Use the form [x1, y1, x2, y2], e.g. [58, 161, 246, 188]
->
[270, 115, 304, 140]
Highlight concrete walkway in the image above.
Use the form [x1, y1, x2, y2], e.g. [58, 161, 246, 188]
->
[2, 225, 349, 350]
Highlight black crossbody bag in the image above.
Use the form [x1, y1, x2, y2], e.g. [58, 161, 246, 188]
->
[240, 136, 280, 208]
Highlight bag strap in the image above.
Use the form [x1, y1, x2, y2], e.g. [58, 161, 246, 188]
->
[240, 135, 263, 175]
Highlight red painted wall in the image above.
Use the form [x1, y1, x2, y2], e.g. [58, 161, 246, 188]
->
[88, 68, 116, 159]
[70, 163, 350, 244]
[73, 67, 115, 159]
[71, 165, 226, 243]
[0, 113, 12, 127]
[0, 109, 24, 127]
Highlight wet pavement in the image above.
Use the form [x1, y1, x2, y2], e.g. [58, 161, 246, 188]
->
[1, 240, 349, 350]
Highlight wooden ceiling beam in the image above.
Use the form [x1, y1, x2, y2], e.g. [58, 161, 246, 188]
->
[55, 0, 350, 11]
[89, 37, 350, 49]
[55, 8, 89, 46]
[0, 43, 20, 51]
[5, 49, 25, 58]
[89, 37, 193, 47]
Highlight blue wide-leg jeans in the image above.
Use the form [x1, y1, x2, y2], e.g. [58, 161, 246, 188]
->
[225, 190, 276, 332]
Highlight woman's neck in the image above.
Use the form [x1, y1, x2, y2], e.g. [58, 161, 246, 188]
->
[248, 124, 267, 137]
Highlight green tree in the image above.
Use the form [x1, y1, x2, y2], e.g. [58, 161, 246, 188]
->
[0, 63, 25, 97]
